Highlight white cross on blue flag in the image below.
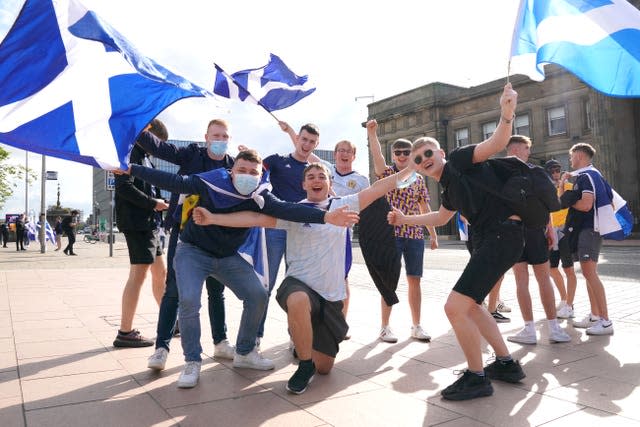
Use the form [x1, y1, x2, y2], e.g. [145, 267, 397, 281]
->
[0, 0, 210, 169]
[214, 54, 316, 112]
[510, 0, 640, 97]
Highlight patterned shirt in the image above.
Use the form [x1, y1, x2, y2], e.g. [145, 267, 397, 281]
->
[379, 165, 429, 239]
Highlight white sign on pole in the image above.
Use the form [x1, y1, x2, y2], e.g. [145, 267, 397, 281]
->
[105, 171, 115, 191]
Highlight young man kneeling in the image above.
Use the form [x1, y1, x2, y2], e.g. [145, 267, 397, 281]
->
[193, 161, 416, 394]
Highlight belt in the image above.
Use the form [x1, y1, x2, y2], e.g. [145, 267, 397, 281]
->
[502, 219, 523, 226]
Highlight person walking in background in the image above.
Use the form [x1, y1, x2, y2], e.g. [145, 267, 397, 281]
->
[0, 222, 8, 247]
[15, 213, 26, 251]
[61, 211, 78, 255]
[54, 216, 63, 251]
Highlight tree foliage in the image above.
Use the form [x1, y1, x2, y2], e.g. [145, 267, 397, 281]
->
[0, 146, 38, 211]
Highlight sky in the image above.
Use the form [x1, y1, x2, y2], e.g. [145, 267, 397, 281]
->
[0, 0, 521, 220]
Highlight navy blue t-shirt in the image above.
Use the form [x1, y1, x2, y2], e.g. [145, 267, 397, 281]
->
[573, 173, 595, 230]
[263, 153, 308, 202]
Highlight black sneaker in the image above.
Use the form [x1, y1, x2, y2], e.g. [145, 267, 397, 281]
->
[286, 360, 316, 395]
[484, 358, 526, 383]
[441, 370, 493, 401]
[491, 311, 511, 323]
[113, 329, 154, 348]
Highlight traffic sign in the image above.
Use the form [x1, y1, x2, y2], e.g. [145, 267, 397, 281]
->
[105, 171, 115, 191]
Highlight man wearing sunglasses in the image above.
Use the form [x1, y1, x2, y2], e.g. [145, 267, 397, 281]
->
[388, 83, 526, 401]
[367, 122, 438, 344]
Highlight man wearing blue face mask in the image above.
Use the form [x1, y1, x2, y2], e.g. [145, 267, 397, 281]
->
[120, 149, 358, 388]
[136, 119, 236, 370]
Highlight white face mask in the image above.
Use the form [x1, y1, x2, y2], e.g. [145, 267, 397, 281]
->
[232, 173, 260, 195]
[208, 140, 228, 157]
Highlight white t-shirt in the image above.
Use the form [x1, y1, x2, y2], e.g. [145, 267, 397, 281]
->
[275, 194, 360, 301]
[330, 165, 370, 197]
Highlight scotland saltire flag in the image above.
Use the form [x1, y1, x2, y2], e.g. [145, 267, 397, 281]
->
[0, 0, 209, 170]
[456, 213, 469, 242]
[213, 54, 316, 112]
[26, 220, 56, 245]
[510, 0, 640, 97]
[238, 227, 269, 289]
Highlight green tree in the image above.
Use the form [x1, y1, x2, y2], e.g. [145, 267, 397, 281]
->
[0, 146, 37, 211]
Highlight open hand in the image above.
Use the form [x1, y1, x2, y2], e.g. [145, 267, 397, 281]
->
[324, 205, 360, 227]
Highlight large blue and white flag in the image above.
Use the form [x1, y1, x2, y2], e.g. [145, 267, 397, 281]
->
[510, 0, 640, 97]
[0, 0, 210, 169]
[26, 220, 56, 245]
[213, 54, 316, 112]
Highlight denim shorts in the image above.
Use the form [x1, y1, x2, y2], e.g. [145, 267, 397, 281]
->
[395, 237, 424, 277]
[123, 229, 161, 264]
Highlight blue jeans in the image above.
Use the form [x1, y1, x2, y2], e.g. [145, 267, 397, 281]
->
[174, 242, 268, 361]
[258, 228, 287, 338]
[154, 227, 227, 351]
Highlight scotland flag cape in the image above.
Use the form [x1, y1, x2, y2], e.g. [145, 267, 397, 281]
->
[571, 166, 633, 240]
[196, 168, 272, 288]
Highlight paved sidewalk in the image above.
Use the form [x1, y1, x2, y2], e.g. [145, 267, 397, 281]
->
[0, 238, 639, 426]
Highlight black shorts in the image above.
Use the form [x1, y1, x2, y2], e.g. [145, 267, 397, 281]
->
[517, 226, 549, 265]
[276, 276, 348, 358]
[454, 220, 524, 304]
[123, 229, 161, 264]
[549, 236, 574, 269]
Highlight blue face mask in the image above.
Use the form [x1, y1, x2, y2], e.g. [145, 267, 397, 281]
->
[208, 140, 228, 157]
[233, 174, 260, 195]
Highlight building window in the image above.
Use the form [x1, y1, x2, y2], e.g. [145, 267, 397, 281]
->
[514, 114, 530, 136]
[482, 121, 497, 139]
[454, 128, 469, 147]
[547, 106, 566, 136]
[584, 100, 592, 131]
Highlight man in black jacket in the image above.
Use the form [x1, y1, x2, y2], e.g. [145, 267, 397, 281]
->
[113, 120, 169, 348]
[15, 213, 26, 251]
[61, 211, 78, 255]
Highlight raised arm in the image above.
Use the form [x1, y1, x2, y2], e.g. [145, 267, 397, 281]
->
[366, 120, 389, 177]
[280, 121, 322, 163]
[472, 83, 518, 164]
[192, 207, 277, 228]
[129, 164, 201, 195]
[136, 131, 187, 165]
[387, 205, 455, 228]
[357, 156, 415, 210]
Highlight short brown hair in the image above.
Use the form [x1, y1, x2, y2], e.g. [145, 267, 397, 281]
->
[235, 149, 262, 164]
[570, 142, 595, 159]
[207, 119, 229, 131]
[507, 134, 532, 148]
[303, 162, 330, 179]
[334, 140, 356, 155]
[391, 138, 412, 150]
[300, 123, 320, 136]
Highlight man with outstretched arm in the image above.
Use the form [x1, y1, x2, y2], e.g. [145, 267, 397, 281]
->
[119, 149, 358, 389]
[387, 83, 526, 401]
[192, 160, 415, 395]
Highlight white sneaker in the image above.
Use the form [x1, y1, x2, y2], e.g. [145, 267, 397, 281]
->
[233, 349, 275, 370]
[496, 301, 512, 313]
[507, 327, 537, 345]
[557, 304, 575, 319]
[410, 325, 431, 341]
[214, 339, 235, 360]
[379, 326, 398, 343]
[549, 327, 572, 343]
[586, 319, 614, 336]
[177, 361, 201, 388]
[573, 314, 600, 328]
[147, 347, 169, 370]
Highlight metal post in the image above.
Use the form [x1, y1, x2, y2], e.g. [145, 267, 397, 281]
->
[25, 151, 28, 216]
[39, 154, 46, 253]
[109, 189, 114, 257]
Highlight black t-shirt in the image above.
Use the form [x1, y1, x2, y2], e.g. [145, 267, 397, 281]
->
[440, 144, 514, 229]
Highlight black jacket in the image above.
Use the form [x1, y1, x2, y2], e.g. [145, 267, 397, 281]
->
[115, 145, 162, 232]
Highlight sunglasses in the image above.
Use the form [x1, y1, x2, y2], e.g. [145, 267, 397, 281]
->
[414, 149, 434, 164]
[393, 149, 411, 157]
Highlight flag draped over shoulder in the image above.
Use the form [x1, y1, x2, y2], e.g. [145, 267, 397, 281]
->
[510, 0, 640, 97]
[213, 54, 316, 112]
[0, 0, 209, 169]
[195, 168, 272, 288]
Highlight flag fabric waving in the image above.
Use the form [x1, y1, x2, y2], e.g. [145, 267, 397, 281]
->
[0, 0, 209, 170]
[213, 54, 316, 112]
[510, 0, 640, 97]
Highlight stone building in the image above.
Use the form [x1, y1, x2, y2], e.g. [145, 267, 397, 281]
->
[366, 65, 640, 237]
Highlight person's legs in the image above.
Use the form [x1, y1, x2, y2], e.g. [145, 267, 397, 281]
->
[342, 278, 350, 317]
[205, 277, 227, 344]
[445, 292, 486, 372]
[68, 233, 76, 254]
[119, 263, 151, 332]
[581, 260, 608, 319]
[513, 262, 533, 321]
[149, 255, 166, 306]
[258, 228, 287, 338]
[173, 242, 212, 362]
[154, 227, 180, 351]
[403, 238, 425, 327]
[286, 291, 314, 361]
[487, 277, 504, 312]
[532, 262, 558, 320]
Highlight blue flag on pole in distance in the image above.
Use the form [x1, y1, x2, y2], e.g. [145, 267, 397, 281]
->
[213, 53, 316, 112]
[510, 0, 640, 97]
[0, 0, 210, 170]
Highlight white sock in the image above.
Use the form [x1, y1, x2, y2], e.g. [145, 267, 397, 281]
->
[524, 321, 535, 331]
[548, 318, 559, 330]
